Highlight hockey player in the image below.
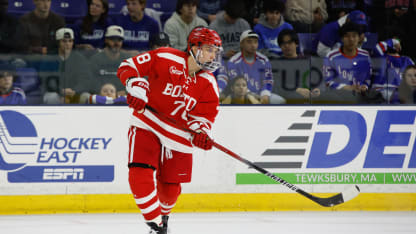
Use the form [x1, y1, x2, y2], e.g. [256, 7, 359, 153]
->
[117, 26, 222, 234]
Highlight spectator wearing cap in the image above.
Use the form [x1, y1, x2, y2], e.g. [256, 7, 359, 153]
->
[0, 69, 26, 105]
[112, 0, 159, 55]
[314, 10, 368, 57]
[217, 30, 286, 104]
[253, 0, 294, 58]
[164, 0, 207, 51]
[89, 25, 131, 95]
[16, 0, 65, 54]
[72, 0, 113, 53]
[150, 32, 170, 50]
[209, 0, 250, 59]
[40, 28, 93, 104]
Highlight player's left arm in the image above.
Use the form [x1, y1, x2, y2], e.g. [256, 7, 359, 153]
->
[187, 75, 220, 150]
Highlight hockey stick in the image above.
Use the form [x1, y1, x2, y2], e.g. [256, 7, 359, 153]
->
[145, 106, 360, 207]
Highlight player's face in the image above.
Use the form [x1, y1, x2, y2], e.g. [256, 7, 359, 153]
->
[197, 44, 220, 64]
[342, 32, 359, 50]
[0, 75, 13, 91]
[127, 0, 144, 15]
[232, 78, 248, 97]
[280, 35, 297, 57]
[34, 0, 51, 14]
[90, 0, 105, 17]
[405, 68, 416, 87]
[241, 37, 258, 55]
[100, 84, 117, 99]
[265, 10, 281, 27]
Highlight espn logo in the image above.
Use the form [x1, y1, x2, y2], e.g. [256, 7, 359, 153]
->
[43, 168, 84, 180]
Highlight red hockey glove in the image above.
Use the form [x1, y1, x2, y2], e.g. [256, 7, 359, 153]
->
[125, 77, 149, 112]
[192, 131, 214, 150]
[127, 94, 146, 111]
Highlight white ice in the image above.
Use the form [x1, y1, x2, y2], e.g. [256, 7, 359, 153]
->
[1, 212, 415, 234]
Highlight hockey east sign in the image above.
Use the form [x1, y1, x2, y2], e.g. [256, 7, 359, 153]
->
[234, 108, 416, 185]
[0, 109, 114, 183]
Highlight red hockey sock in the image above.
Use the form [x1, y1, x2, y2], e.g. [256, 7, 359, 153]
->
[157, 181, 181, 216]
[129, 167, 161, 222]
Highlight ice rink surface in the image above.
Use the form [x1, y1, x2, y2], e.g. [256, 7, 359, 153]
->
[1, 212, 415, 234]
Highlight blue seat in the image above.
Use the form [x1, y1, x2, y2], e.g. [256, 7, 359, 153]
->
[51, 0, 88, 24]
[297, 33, 317, 55]
[146, 0, 176, 13]
[7, 0, 35, 17]
[108, 0, 125, 16]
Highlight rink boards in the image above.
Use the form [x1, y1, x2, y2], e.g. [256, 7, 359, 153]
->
[0, 106, 415, 214]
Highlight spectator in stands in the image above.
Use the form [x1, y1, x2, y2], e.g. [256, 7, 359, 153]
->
[16, 0, 65, 54]
[372, 37, 415, 103]
[284, 0, 328, 33]
[164, 0, 207, 51]
[241, 0, 264, 27]
[323, 22, 371, 103]
[89, 25, 130, 95]
[72, 0, 112, 54]
[253, 0, 293, 58]
[382, 1, 409, 38]
[83, 83, 127, 104]
[113, 0, 159, 55]
[278, 29, 302, 59]
[398, 65, 416, 103]
[41, 28, 93, 104]
[278, 29, 321, 99]
[315, 10, 367, 57]
[150, 32, 170, 50]
[218, 30, 286, 104]
[197, 0, 225, 24]
[0, 0, 19, 53]
[209, 0, 250, 59]
[0, 69, 26, 105]
[221, 76, 261, 104]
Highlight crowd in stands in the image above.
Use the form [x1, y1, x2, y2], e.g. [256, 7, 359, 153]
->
[0, 0, 416, 105]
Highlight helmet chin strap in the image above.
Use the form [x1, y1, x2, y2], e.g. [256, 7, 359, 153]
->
[190, 47, 203, 70]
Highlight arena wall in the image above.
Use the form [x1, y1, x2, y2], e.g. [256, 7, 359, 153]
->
[0, 106, 415, 214]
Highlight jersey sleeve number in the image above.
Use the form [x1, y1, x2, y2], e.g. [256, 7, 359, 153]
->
[136, 53, 151, 64]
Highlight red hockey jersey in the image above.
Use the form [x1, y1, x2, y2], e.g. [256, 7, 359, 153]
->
[117, 47, 220, 153]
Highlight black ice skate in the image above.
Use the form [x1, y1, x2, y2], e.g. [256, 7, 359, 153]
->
[146, 222, 166, 234]
[162, 215, 169, 233]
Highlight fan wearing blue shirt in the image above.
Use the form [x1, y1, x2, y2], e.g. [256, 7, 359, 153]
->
[315, 10, 368, 57]
[112, 0, 159, 54]
[323, 22, 372, 96]
[0, 70, 26, 105]
[253, 0, 293, 58]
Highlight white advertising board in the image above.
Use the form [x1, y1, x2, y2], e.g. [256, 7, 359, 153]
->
[1, 106, 415, 195]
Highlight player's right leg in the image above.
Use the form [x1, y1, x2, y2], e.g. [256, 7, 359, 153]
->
[127, 126, 165, 233]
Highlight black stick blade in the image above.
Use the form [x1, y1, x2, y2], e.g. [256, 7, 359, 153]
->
[313, 185, 361, 207]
